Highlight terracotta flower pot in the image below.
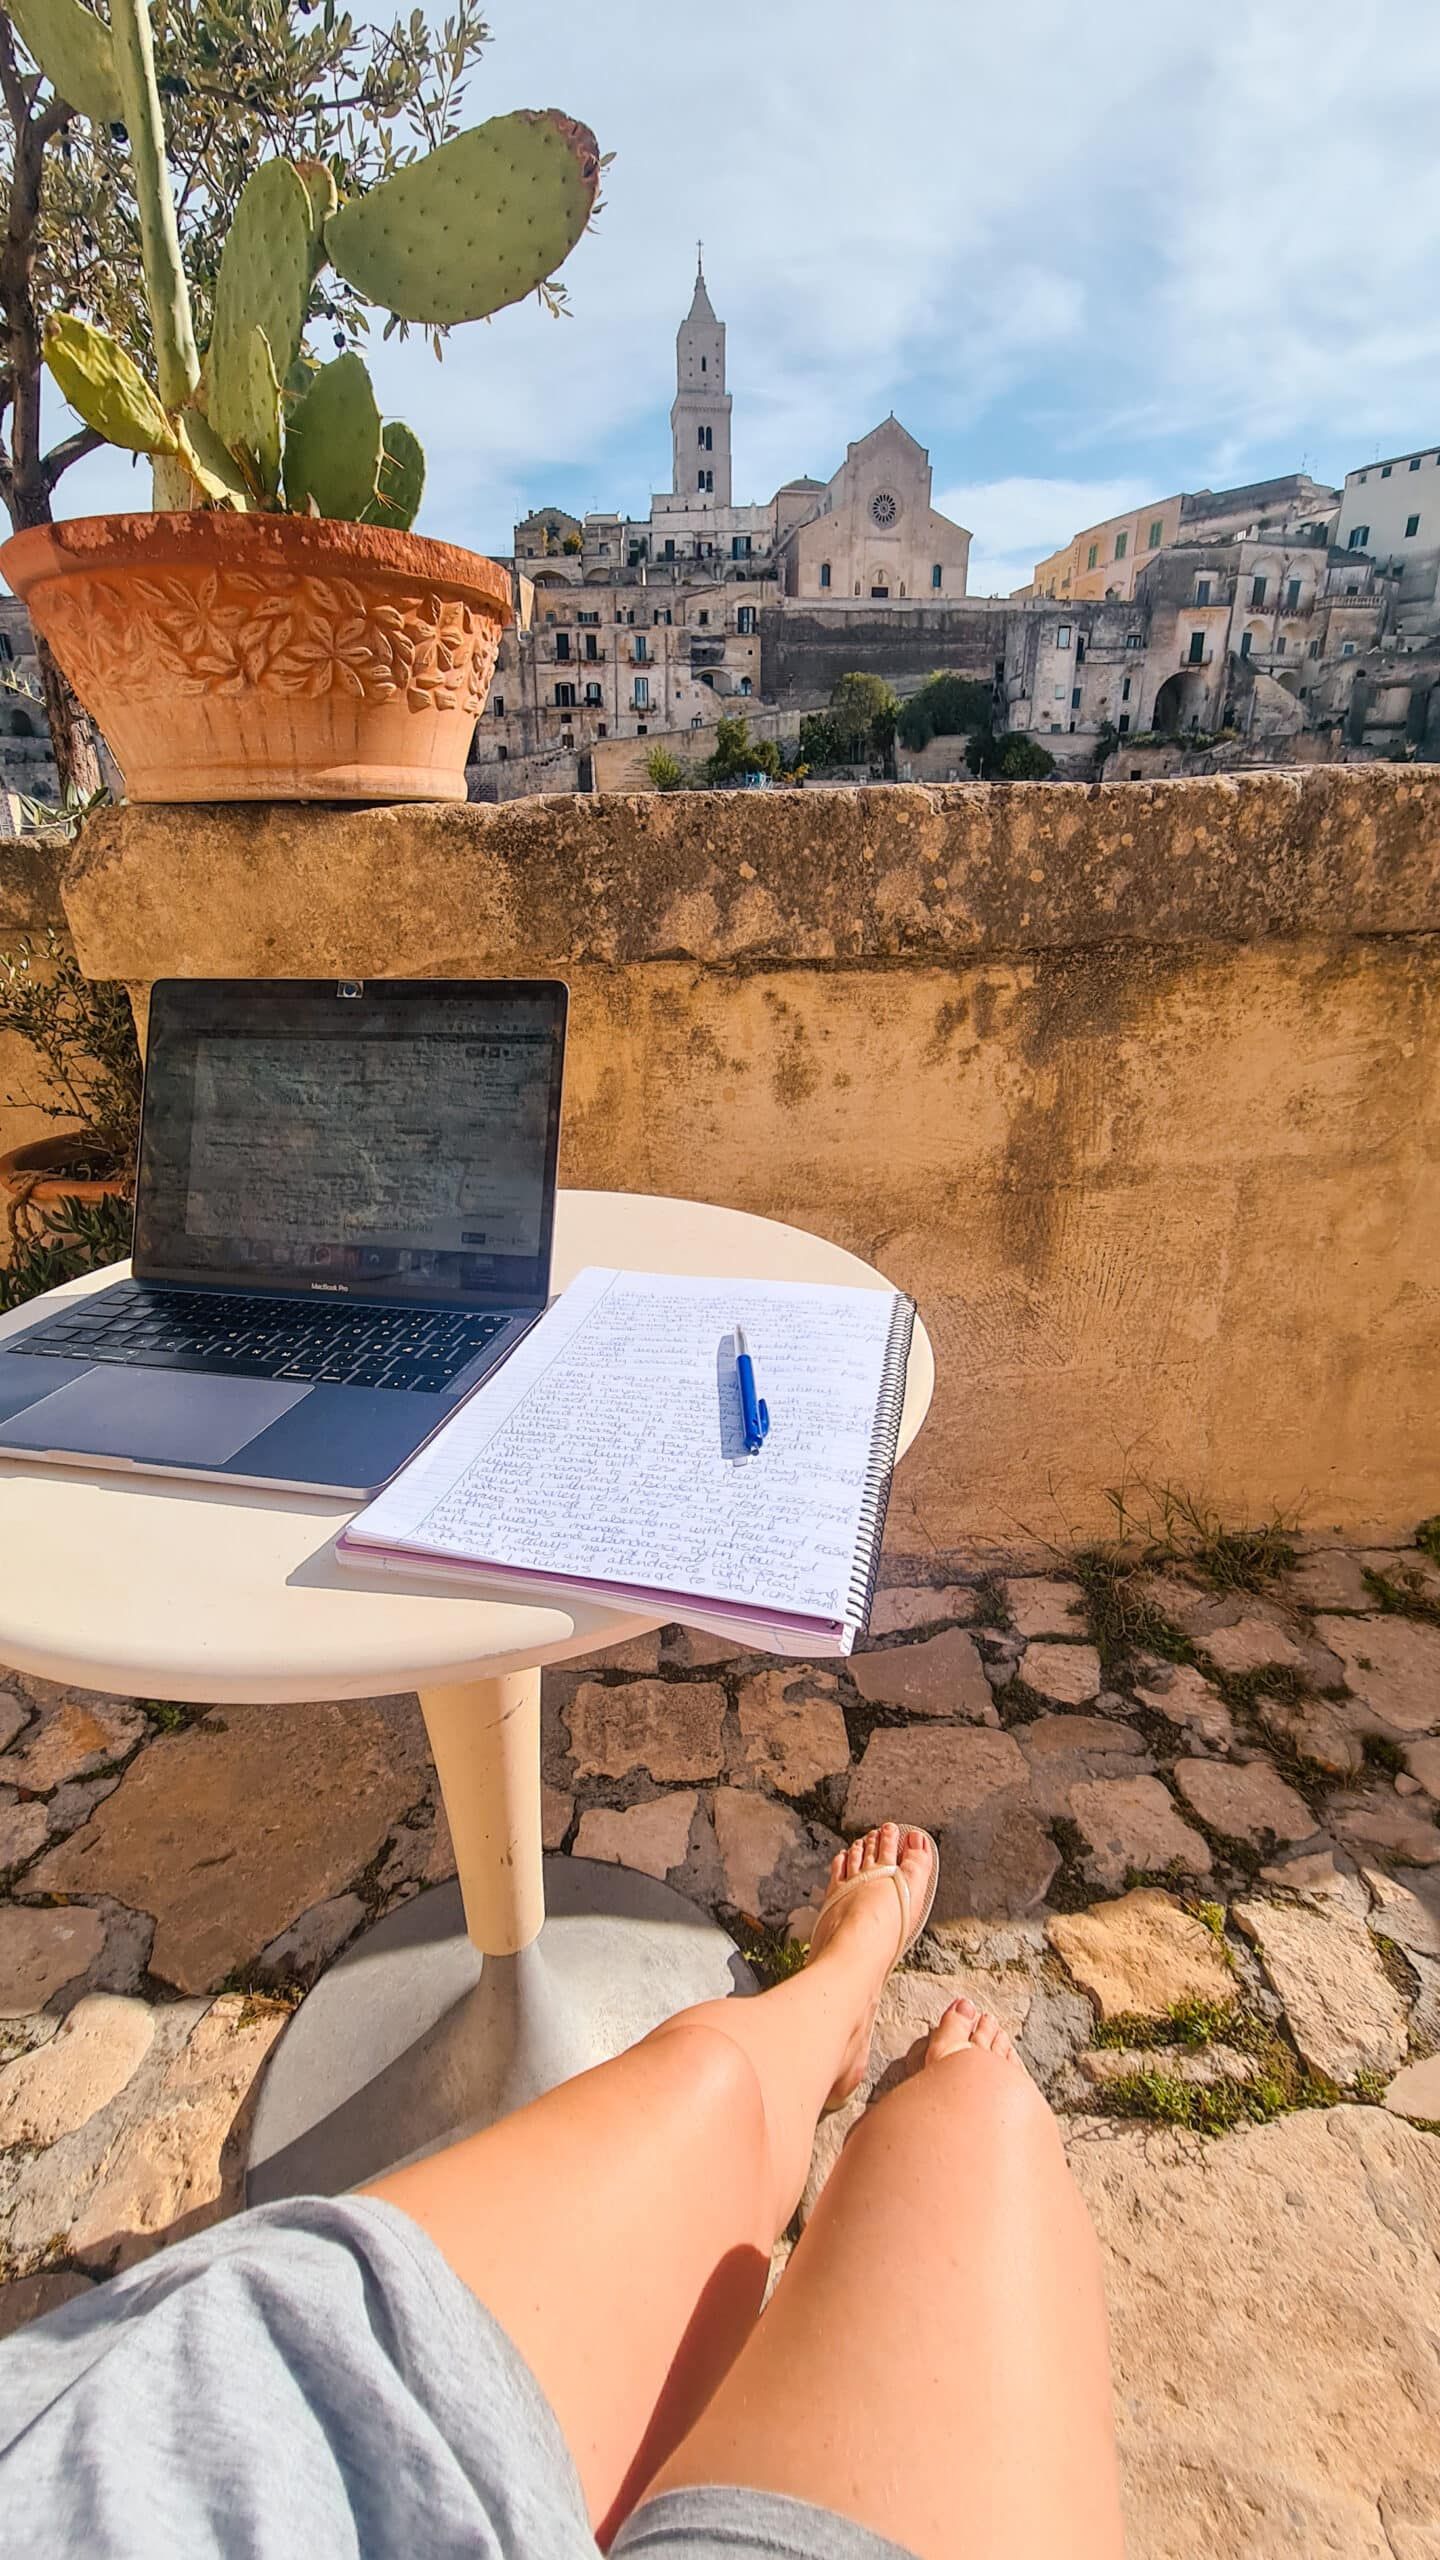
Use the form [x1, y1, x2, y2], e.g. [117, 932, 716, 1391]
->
[0, 512, 511, 804]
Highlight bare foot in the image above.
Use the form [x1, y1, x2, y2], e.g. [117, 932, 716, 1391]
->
[925, 1996, 1021, 2070]
[807, 1822, 936, 2109]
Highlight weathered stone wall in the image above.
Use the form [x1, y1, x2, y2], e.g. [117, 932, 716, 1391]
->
[761, 601, 1006, 705]
[0, 839, 71, 1194]
[63, 769, 1440, 1549]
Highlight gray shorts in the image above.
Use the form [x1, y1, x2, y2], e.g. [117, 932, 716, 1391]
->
[0, 2196, 914, 2560]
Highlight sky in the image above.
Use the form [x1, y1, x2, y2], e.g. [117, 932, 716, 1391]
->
[48, 0, 1440, 597]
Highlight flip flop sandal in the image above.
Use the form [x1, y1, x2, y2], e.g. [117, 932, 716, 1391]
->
[806, 1828, 941, 2112]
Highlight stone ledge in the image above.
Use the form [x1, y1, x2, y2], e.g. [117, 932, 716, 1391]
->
[62, 766, 1440, 983]
[0, 834, 66, 936]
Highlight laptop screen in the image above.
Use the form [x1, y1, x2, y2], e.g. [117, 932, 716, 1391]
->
[133, 980, 567, 1308]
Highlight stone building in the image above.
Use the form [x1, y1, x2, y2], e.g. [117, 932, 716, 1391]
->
[1005, 510, 1390, 766]
[0, 594, 61, 819]
[471, 261, 974, 789]
[1335, 442, 1440, 638]
[1029, 475, 1339, 604]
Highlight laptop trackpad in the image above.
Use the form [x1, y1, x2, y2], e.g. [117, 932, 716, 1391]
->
[0, 1367, 310, 1465]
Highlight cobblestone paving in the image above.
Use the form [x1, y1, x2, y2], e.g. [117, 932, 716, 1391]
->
[3, 1535, 1440, 2550]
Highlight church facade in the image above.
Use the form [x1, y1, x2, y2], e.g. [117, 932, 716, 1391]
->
[478, 263, 974, 789]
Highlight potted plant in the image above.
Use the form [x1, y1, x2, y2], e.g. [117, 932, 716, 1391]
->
[0, 0, 599, 803]
[0, 925, 141, 1307]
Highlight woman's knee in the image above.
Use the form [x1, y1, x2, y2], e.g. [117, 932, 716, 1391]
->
[641, 2011, 770, 2148]
[868, 2042, 1067, 2175]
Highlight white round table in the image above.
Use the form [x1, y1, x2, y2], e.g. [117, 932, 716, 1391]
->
[0, 1193, 933, 2193]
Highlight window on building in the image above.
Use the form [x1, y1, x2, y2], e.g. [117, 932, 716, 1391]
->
[739, 677, 752, 696]
[1125, 633, 1142, 650]
[1195, 579, 1211, 605]
[1381, 462, 1392, 477]
[1239, 631, 1252, 659]
[1251, 575, 1267, 607]
[496, 744, 508, 761]
[554, 682, 576, 706]
[1148, 519, 1163, 548]
[1053, 683, 1066, 700]
[1118, 713, 1131, 734]
[1276, 635, 1287, 655]
[1188, 630, 1205, 664]
[1406, 514, 1421, 538]
[737, 605, 756, 634]
[697, 610, 710, 627]
[1341, 641, 1356, 657]
[633, 676, 650, 708]
[577, 609, 599, 625]
[1308, 638, 1321, 658]
[931, 563, 943, 590]
[1051, 722, 1062, 733]
[1056, 623, 1071, 647]
[819, 561, 832, 589]
[0, 633, 12, 662]
[1071, 686, 1082, 709]
[493, 694, 505, 717]
[598, 723, 608, 737]
[1286, 578, 1301, 608]
[584, 683, 602, 705]
[656, 608, 673, 625]
[700, 356, 706, 372]
[697, 425, 711, 449]
[664, 539, 675, 560]
[1114, 530, 1128, 559]
[1075, 635, 1086, 661]
[1121, 676, 1132, 702]
[1410, 454, 1423, 469]
[1358, 471, 1368, 483]
[584, 633, 598, 660]
[634, 633, 648, 661]
[1087, 542, 1099, 571]
[1347, 526, 1369, 549]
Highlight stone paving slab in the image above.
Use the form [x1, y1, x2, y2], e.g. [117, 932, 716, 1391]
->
[2, 1534, 1440, 2557]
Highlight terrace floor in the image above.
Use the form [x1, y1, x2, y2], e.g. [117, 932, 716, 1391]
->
[3, 1530, 1440, 2556]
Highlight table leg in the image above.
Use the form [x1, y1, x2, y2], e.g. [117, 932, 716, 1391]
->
[418, 1672, 544, 1956]
[246, 1664, 754, 2205]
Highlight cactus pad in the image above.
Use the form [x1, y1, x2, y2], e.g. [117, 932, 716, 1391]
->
[281, 352, 383, 521]
[175, 408, 251, 508]
[43, 315, 176, 454]
[324, 108, 600, 326]
[6, 0, 121, 124]
[362, 420, 425, 532]
[294, 158, 339, 275]
[206, 159, 312, 456]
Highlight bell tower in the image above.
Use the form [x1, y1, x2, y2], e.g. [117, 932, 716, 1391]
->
[670, 246, 732, 509]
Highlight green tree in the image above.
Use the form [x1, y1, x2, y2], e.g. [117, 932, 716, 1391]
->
[0, 0, 491, 789]
[966, 729, 1056, 780]
[643, 744, 687, 791]
[895, 671, 994, 751]
[703, 713, 780, 786]
[827, 669, 897, 759]
[561, 529, 583, 555]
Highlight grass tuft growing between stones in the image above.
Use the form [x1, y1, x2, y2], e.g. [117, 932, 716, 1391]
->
[1416, 1517, 1440, 1568]
[1098, 2031, 1342, 2136]
[1070, 1545, 1192, 1675]
[1361, 1566, 1440, 1626]
[1363, 1732, 1408, 1777]
[733, 1921, 809, 1987]
[1091, 1995, 1255, 2053]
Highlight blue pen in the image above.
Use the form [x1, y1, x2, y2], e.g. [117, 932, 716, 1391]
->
[734, 1324, 770, 1454]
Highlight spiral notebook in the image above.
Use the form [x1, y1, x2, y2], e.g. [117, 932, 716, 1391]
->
[337, 1265, 916, 1656]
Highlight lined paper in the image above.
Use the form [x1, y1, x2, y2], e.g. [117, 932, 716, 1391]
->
[342, 1267, 906, 1637]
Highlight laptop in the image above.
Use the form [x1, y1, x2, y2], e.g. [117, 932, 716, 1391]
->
[0, 977, 568, 1497]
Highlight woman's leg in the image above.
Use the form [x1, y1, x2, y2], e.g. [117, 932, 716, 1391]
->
[362, 1825, 932, 2545]
[634, 1998, 1125, 2560]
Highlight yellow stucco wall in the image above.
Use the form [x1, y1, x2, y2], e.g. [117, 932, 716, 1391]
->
[63, 771, 1440, 1554]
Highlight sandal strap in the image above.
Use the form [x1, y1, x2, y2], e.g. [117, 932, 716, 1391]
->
[809, 1860, 913, 1967]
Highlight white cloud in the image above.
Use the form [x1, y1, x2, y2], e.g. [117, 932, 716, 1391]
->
[938, 476, 1161, 597]
[36, 0, 1440, 568]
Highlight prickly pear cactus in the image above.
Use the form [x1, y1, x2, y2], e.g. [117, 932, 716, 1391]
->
[362, 421, 425, 533]
[206, 159, 313, 462]
[294, 159, 339, 274]
[324, 109, 600, 327]
[281, 352, 383, 522]
[43, 315, 177, 455]
[5, 0, 121, 123]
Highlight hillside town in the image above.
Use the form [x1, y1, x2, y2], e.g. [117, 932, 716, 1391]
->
[3, 253, 1435, 820]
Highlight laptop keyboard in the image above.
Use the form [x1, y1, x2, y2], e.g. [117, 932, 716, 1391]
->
[20, 1290, 512, 1395]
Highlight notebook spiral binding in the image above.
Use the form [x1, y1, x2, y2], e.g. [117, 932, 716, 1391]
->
[845, 1292, 918, 1631]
